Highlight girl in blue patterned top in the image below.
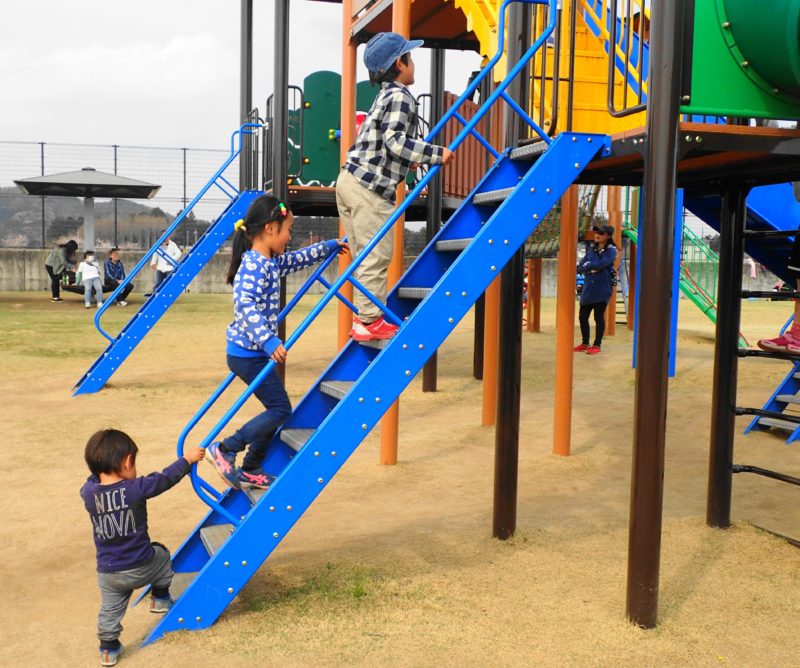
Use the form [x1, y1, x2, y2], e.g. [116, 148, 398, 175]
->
[206, 194, 347, 490]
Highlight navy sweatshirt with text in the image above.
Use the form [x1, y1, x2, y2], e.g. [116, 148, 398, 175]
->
[80, 458, 191, 573]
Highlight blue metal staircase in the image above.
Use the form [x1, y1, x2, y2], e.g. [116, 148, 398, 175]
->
[137, 0, 609, 645]
[143, 131, 607, 646]
[73, 126, 262, 396]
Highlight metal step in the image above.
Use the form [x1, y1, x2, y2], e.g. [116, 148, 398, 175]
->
[170, 572, 197, 600]
[319, 380, 354, 400]
[357, 338, 389, 350]
[509, 141, 549, 161]
[473, 187, 514, 206]
[398, 287, 431, 300]
[243, 487, 267, 504]
[199, 524, 234, 556]
[757, 417, 799, 431]
[435, 238, 472, 252]
[279, 428, 314, 451]
[776, 394, 800, 405]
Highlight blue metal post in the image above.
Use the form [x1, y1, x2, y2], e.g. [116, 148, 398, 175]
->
[668, 189, 684, 377]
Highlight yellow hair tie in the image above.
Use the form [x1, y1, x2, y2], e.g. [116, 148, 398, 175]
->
[234, 218, 247, 232]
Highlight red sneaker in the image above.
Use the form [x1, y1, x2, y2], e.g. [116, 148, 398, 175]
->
[351, 316, 398, 341]
[586, 345, 602, 355]
[574, 343, 590, 352]
[757, 334, 800, 354]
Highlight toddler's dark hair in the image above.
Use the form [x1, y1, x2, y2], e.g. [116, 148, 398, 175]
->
[226, 194, 292, 285]
[369, 52, 409, 85]
[84, 429, 139, 476]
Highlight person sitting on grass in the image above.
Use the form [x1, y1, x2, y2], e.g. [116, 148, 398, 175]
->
[104, 248, 133, 307]
[758, 232, 800, 353]
[79, 429, 204, 667]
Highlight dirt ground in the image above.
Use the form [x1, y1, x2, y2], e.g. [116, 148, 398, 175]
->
[1, 290, 798, 667]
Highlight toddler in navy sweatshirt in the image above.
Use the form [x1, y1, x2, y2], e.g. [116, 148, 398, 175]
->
[80, 429, 204, 667]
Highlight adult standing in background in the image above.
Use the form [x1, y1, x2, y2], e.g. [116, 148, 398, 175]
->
[145, 232, 181, 296]
[574, 224, 618, 355]
[44, 239, 78, 302]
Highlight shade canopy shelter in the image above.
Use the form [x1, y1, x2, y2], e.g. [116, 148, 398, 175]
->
[14, 167, 161, 251]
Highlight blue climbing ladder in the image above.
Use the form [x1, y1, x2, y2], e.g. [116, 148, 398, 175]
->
[73, 126, 262, 396]
[141, 0, 607, 645]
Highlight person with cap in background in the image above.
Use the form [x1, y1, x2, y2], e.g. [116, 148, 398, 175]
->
[575, 224, 618, 355]
[336, 31, 455, 342]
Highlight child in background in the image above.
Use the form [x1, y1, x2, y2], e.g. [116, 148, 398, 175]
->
[206, 195, 347, 490]
[574, 224, 618, 355]
[77, 250, 104, 309]
[336, 31, 454, 342]
[104, 248, 133, 306]
[80, 429, 204, 666]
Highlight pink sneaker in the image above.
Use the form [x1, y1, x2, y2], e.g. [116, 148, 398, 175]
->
[757, 334, 800, 354]
[574, 343, 590, 352]
[351, 316, 398, 341]
[586, 345, 602, 355]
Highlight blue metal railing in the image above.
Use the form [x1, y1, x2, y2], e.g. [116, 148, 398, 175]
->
[91, 123, 263, 343]
[179, 0, 559, 524]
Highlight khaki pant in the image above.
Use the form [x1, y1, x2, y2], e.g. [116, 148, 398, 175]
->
[335, 169, 396, 323]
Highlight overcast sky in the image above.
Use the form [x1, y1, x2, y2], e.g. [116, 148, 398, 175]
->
[2, 1, 482, 150]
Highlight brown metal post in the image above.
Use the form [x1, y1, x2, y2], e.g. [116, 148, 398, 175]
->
[626, 0, 686, 629]
[706, 185, 747, 528]
[553, 186, 578, 456]
[338, 0, 357, 350]
[473, 294, 485, 380]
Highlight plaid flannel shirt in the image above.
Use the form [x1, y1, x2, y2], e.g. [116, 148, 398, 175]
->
[345, 82, 445, 201]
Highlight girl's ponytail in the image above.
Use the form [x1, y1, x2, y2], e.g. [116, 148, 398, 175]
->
[225, 194, 292, 285]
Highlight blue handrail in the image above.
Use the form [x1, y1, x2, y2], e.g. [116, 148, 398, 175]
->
[181, 0, 558, 521]
[92, 122, 263, 343]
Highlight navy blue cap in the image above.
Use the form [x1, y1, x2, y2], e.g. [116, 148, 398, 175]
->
[363, 32, 424, 75]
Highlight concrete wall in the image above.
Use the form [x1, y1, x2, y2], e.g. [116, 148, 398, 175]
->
[0, 249, 780, 297]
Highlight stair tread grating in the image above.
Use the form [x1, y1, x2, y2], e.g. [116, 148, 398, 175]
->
[473, 187, 515, 206]
[199, 524, 234, 556]
[435, 238, 472, 252]
[509, 141, 549, 161]
[776, 394, 800, 404]
[757, 416, 800, 431]
[243, 487, 267, 504]
[279, 427, 315, 451]
[319, 380, 354, 400]
[398, 287, 432, 299]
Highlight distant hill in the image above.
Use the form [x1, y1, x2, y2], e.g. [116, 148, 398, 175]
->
[0, 187, 211, 248]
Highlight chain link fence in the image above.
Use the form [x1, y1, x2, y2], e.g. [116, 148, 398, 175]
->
[0, 140, 240, 249]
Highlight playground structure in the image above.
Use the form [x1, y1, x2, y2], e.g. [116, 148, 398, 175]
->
[65, 0, 800, 645]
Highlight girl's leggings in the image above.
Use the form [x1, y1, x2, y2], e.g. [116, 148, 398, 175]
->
[84, 278, 104, 305]
[223, 354, 292, 472]
[579, 301, 608, 347]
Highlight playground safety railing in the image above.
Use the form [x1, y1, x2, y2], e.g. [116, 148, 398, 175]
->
[579, 0, 648, 116]
[178, 0, 562, 524]
[91, 123, 263, 344]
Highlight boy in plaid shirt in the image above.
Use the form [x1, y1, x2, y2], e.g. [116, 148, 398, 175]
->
[336, 32, 454, 341]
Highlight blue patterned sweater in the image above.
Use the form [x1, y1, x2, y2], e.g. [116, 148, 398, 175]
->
[226, 240, 339, 357]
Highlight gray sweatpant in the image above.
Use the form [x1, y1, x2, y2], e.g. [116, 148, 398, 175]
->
[96, 544, 173, 645]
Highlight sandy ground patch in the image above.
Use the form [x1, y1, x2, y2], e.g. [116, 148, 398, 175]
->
[0, 291, 798, 667]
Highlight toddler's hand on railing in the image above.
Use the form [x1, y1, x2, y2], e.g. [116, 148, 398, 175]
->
[441, 148, 456, 166]
[336, 240, 350, 256]
[184, 446, 206, 465]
